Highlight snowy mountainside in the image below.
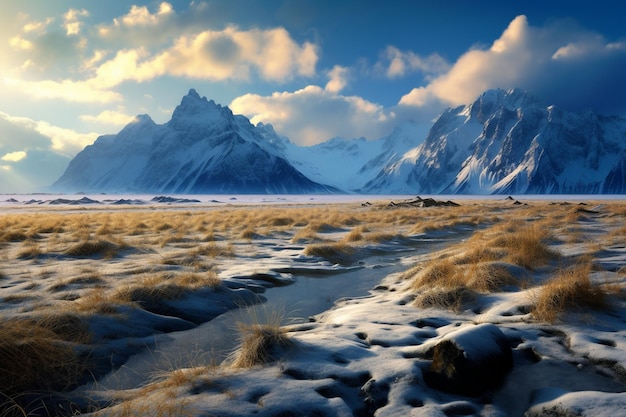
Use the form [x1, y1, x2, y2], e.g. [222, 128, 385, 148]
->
[52, 90, 338, 194]
[52, 87, 626, 195]
[362, 88, 626, 194]
[280, 121, 426, 192]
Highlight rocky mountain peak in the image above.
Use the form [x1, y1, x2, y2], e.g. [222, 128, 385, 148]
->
[169, 89, 234, 129]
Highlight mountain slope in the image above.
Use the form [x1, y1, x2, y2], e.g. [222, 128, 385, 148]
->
[362, 88, 626, 194]
[279, 121, 426, 192]
[52, 90, 337, 194]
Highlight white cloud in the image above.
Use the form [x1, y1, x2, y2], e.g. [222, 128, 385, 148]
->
[399, 15, 626, 114]
[231, 85, 395, 145]
[9, 36, 33, 51]
[117, 2, 174, 28]
[80, 109, 135, 126]
[381, 46, 449, 79]
[21, 17, 54, 34]
[0, 111, 97, 156]
[0, 112, 89, 192]
[145, 26, 318, 82]
[5, 15, 319, 104]
[325, 65, 350, 93]
[63, 8, 89, 36]
[3, 77, 123, 103]
[1, 151, 27, 162]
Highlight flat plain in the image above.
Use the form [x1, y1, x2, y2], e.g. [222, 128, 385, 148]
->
[1, 196, 626, 416]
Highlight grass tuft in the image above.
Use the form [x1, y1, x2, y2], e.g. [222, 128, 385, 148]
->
[65, 239, 122, 258]
[532, 262, 608, 322]
[230, 322, 292, 368]
[414, 286, 478, 312]
[303, 242, 356, 265]
[0, 316, 90, 411]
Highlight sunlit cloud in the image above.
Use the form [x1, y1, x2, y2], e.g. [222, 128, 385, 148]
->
[36, 121, 98, 153]
[0, 111, 97, 156]
[3, 77, 122, 103]
[399, 15, 626, 114]
[123, 2, 174, 26]
[9, 36, 33, 51]
[1, 151, 27, 162]
[22, 16, 54, 34]
[0, 112, 85, 192]
[80, 109, 135, 126]
[231, 85, 395, 145]
[80, 49, 108, 71]
[325, 65, 350, 93]
[144, 26, 318, 82]
[5, 13, 319, 104]
[380, 46, 449, 79]
[63, 8, 89, 36]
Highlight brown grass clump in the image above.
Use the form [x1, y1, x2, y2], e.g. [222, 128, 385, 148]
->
[486, 223, 558, 269]
[0, 315, 90, 412]
[303, 242, 356, 265]
[193, 242, 234, 257]
[111, 271, 221, 312]
[0, 230, 29, 242]
[230, 322, 293, 368]
[74, 288, 129, 315]
[65, 239, 122, 258]
[532, 262, 608, 323]
[343, 226, 366, 242]
[464, 262, 522, 292]
[16, 242, 42, 259]
[414, 286, 478, 312]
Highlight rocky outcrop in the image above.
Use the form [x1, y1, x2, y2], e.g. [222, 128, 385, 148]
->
[424, 323, 513, 396]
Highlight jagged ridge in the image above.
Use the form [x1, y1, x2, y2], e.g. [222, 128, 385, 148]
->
[52, 89, 337, 194]
[361, 88, 626, 194]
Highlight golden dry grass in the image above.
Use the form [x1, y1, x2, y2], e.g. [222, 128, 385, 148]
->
[0, 314, 91, 412]
[230, 322, 293, 368]
[65, 239, 124, 258]
[303, 241, 356, 265]
[532, 261, 608, 323]
[406, 212, 564, 311]
[0, 199, 624, 414]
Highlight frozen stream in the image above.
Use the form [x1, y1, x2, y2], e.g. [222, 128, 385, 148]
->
[92, 256, 411, 391]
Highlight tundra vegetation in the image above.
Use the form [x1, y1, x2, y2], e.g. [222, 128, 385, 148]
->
[0, 199, 624, 415]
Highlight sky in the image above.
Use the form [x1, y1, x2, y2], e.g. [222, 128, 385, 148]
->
[1, 0, 625, 193]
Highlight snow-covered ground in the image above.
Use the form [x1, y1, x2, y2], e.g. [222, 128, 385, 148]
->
[1, 195, 625, 416]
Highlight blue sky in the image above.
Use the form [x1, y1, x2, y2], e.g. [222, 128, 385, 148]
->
[1, 0, 625, 192]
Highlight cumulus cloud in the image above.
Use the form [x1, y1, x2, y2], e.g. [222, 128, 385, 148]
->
[0, 111, 97, 156]
[231, 85, 396, 145]
[63, 8, 89, 36]
[80, 109, 135, 126]
[0, 113, 91, 192]
[325, 65, 350, 93]
[399, 15, 626, 115]
[5, 9, 319, 104]
[380, 46, 449, 79]
[3, 77, 122, 103]
[1, 151, 27, 162]
[143, 26, 318, 82]
[120, 2, 174, 27]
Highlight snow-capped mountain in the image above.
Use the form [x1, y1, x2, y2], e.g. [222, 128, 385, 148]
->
[279, 121, 426, 192]
[362, 88, 626, 194]
[52, 89, 338, 194]
[53, 87, 626, 196]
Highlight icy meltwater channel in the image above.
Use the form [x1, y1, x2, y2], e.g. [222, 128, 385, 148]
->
[93, 254, 416, 391]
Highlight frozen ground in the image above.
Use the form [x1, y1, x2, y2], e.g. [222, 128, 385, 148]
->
[1, 195, 625, 416]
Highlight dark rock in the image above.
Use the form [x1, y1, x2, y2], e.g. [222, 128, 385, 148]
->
[424, 323, 513, 396]
[387, 196, 460, 208]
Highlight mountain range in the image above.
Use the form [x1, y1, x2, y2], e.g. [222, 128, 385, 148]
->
[52, 88, 626, 195]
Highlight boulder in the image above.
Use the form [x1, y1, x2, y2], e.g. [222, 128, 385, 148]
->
[424, 323, 512, 396]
